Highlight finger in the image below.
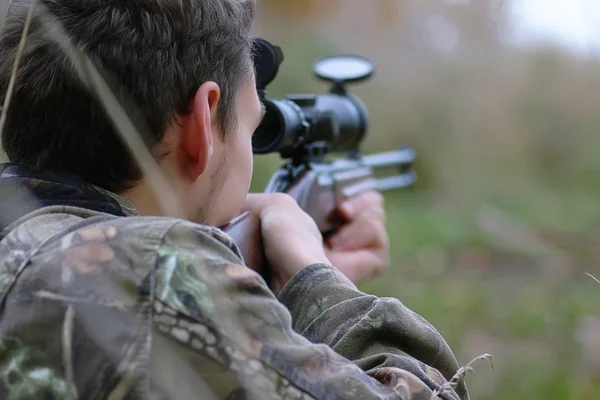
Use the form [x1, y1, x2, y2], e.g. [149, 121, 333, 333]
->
[329, 206, 386, 250]
[328, 207, 387, 251]
[327, 249, 387, 285]
[339, 190, 384, 220]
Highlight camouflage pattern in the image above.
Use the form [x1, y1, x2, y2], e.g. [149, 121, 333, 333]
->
[0, 164, 469, 399]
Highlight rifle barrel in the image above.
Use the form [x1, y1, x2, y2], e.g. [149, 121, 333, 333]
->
[361, 148, 415, 169]
[375, 172, 417, 191]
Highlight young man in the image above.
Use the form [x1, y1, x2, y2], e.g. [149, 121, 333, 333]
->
[0, 1, 468, 399]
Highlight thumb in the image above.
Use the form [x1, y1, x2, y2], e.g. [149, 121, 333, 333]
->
[240, 193, 271, 216]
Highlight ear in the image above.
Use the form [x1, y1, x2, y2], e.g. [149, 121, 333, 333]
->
[180, 81, 221, 179]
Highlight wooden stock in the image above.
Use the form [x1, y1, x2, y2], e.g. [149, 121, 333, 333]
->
[222, 211, 268, 279]
[286, 168, 339, 233]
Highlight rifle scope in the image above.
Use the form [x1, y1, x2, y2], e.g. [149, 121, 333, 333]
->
[251, 38, 373, 158]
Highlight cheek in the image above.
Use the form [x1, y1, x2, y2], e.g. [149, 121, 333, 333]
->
[229, 139, 253, 204]
[212, 136, 253, 225]
[242, 136, 254, 189]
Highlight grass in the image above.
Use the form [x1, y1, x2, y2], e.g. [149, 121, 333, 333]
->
[362, 204, 600, 399]
[252, 148, 600, 399]
[250, 149, 600, 398]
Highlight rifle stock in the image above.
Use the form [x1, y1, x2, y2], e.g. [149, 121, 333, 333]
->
[222, 211, 266, 276]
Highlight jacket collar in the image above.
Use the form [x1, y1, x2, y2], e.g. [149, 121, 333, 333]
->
[0, 163, 138, 227]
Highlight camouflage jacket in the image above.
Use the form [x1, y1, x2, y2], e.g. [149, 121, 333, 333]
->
[0, 164, 469, 400]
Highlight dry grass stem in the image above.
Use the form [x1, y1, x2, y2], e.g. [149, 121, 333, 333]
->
[430, 353, 494, 399]
[0, 0, 36, 138]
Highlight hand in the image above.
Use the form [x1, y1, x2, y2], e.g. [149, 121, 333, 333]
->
[243, 193, 331, 294]
[324, 191, 390, 285]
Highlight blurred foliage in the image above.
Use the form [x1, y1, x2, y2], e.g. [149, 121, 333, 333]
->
[253, 1, 600, 398]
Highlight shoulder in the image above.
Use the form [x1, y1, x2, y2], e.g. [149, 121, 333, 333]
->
[0, 212, 263, 398]
[51, 214, 243, 264]
[2, 212, 245, 305]
[80, 216, 244, 263]
[54, 216, 245, 287]
[157, 219, 244, 264]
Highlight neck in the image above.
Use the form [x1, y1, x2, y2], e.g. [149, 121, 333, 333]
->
[121, 179, 187, 219]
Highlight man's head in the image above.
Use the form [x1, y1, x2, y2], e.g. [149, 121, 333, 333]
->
[0, 0, 263, 226]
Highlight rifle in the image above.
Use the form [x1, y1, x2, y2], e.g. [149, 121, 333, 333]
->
[224, 39, 417, 277]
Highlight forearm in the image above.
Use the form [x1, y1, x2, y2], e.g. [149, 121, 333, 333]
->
[157, 222, 467, 399]
[279, 264, 469, 399]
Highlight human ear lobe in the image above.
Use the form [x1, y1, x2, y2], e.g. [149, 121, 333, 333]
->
[182, 82, 220, 179]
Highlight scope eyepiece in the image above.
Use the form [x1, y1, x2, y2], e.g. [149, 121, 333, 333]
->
[251, 98, 307, 154]
[252, 38, 283, 91]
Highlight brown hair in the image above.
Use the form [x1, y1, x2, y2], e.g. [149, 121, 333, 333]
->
[0, 0, 257, 192]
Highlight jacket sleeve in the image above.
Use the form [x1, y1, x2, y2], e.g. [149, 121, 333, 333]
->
[152, 221, 469, 400]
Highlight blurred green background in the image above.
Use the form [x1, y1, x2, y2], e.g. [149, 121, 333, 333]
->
[252, 1, 600, 399]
